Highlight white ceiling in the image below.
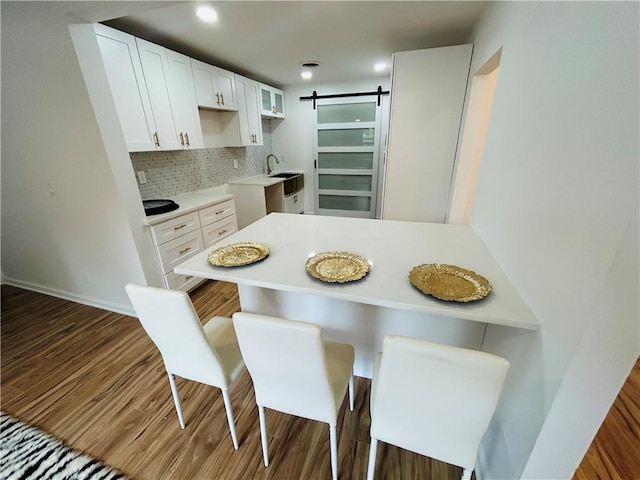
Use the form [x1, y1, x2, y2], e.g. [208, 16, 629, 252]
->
[97, 1, 488, 87]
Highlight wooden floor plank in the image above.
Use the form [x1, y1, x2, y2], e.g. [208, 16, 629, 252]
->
[573, 357, 640, 480]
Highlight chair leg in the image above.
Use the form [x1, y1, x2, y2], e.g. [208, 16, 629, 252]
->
[329, 423, 338, 480]
[258, 405, 269, 467]
[221, 388, 239, 450]
[366, 437, 378, 480]
[348, 371, 354, 411]
[167, 373, 185, 429]
[461, 468, 472, 480]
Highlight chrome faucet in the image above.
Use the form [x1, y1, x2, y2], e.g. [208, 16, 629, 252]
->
[266, 154, 280, 175]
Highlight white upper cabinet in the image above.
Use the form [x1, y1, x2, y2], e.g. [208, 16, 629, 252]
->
[135, 38, 180, 150]
[191, 59, 238, 111]
[93, 24, 157, 152]
[221, 74, 263, 147]
[166, 50, 203, 149]
[259, 83, 285, 118]
[136, 39, 203, 150]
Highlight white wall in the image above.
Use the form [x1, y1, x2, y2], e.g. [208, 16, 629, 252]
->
[1, 2, 151, 313]
[271, 78, 391, 215]
[463, 2, 639, 478]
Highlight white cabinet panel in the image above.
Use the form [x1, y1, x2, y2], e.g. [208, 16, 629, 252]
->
[166, 50, 203, 149]
[191, 59, 238, 111]
[199, 199, 235, 226]
[284, 189, 305, 214]
[383, 45, 472, 223]
[149, 211, 200, 245]
[222, 75, 263, 146]
[93, 24, 157, 152]
[164, 270, 205, 291]
[259, 83, 285, 118]
[202, 216, 238, 247]
[156, 229, 204, 275]
[136, 38, 180, 150]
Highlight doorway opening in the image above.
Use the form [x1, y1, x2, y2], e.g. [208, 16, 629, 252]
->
[448, 48, 502, 224]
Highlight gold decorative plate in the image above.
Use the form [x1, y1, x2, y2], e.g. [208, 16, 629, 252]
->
[208, 242, 270, 267]
[409, 264, 492, 302]
[306, 251, 371, 283]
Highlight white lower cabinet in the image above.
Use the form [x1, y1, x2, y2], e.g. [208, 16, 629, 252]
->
[148, 197, 238, 291]
[284, 188, 304, 214]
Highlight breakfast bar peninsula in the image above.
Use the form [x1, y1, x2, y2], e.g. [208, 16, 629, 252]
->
[175, 213, 538, 377]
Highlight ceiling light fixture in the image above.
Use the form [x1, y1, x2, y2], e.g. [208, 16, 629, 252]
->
[196, 6, 218, 23]
[301, 70, 313, 80]
[374, 62, 387, 72]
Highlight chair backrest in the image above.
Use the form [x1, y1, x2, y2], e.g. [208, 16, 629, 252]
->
[232, 312, 337, 423]
[125, 283, 227, 387]
[370, 335, 509, 470]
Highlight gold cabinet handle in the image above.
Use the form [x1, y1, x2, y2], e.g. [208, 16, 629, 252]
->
[179, 247, 191, 255]
[272, 105, 276, 113]
[220, 93, 224, 105]
[215, 93, 220, 105]
[218, 229, 228, 236]
[215, 209, 225, 214]
[174, 224, 187, 231]
[185, 275, 193, 280]
[179, 132, 185, 146]
[185, 132, 190, 146]
[153, 132, 160, 147]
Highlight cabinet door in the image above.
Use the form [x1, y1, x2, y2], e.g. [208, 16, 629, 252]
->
[259, 83, 285, 118]
[215, 68, 238, 111]
[166, 50, 203, 149]
[234, 76, 252, 145]
[136, 38, 180, 150]
[245, 78, 263, 144]
[93, 24, 157, 152]
[191, 59, 237, 111]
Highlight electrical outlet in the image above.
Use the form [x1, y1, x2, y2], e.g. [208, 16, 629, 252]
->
[137, 171, 147, 184]
[233, 159, 238, 169]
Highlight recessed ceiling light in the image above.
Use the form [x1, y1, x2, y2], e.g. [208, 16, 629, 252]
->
[374, 62, 387, 72]
[301, 70, 313, 80]
[196, 6, 218, 23]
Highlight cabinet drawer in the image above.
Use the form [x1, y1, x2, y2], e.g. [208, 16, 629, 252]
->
[202, 215, 238, 247]
[156, 229, 204, 274]
[150, 212, 200, 245]
[199, 200, 235, 227]
[164, 271, 205, 291]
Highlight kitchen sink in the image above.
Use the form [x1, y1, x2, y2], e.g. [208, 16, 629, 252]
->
[271, 172, 304, 195]
[270, 172, 299, 179]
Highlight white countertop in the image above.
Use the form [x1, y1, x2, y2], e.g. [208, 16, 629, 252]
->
[143, 186, 233, 226]
[174, 213, 539, 330]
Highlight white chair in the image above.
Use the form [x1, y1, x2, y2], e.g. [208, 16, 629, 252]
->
[367, 335, 510, 480]
[125, 283, 245, 450]
[232, 312, 354, 480]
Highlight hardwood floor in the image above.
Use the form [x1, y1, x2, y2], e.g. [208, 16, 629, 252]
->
[1, 281, 462, 480]
[573, 357, 640, 480]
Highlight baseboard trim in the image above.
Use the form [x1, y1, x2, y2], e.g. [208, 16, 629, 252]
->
[2, 277, 136, 317]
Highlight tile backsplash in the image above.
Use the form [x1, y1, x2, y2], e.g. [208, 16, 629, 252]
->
[131, 121, 272, 199]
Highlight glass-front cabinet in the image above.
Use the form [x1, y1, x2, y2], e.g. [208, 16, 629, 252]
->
[259, 83, 285, 118]
[314, 99, 382, 218]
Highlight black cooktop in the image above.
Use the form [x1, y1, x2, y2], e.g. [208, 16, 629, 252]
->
[143, 199, 179, 216]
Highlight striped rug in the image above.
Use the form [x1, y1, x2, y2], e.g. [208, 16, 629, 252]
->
[0, 412, 127, 480]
